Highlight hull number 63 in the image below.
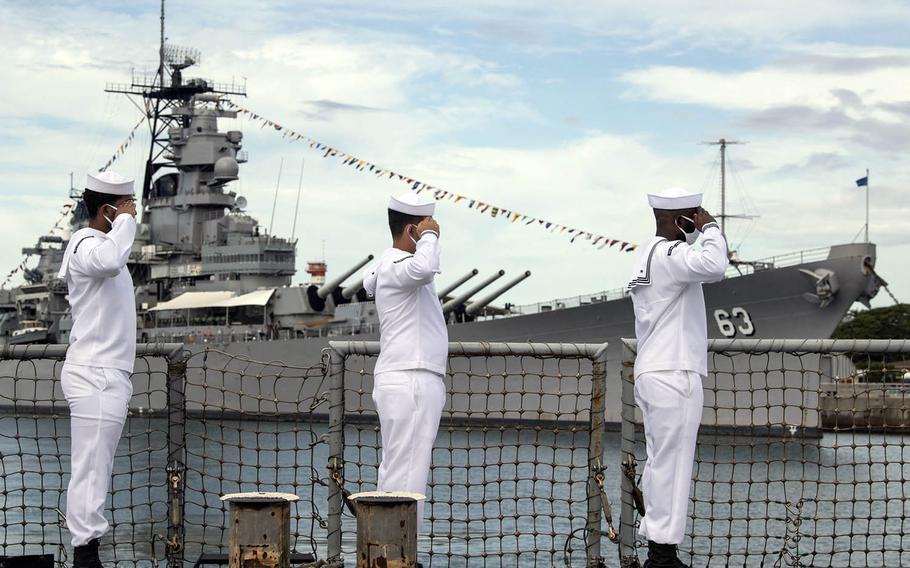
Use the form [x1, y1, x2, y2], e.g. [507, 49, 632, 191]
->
[714, 307, 755, 337]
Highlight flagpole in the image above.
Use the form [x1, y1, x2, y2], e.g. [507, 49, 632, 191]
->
[865, 168, 869, 243]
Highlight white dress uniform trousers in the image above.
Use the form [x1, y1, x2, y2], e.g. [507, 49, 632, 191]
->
[372, 370, 447, 527]
[60, 364, 133, 546]
[634, 370, 703, 544]
[57, 214, 137, 546]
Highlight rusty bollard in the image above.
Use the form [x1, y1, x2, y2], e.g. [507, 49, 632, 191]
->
[349, 491, 424, 568]
[220, 492, 300, 568]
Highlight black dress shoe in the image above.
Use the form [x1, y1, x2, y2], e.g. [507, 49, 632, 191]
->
[73, 538, 103, 568]
[643, 541, 688, 568]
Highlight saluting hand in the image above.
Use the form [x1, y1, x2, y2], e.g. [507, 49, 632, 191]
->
[118, 199, 138, 219]
[417, 217, 440, 238]
[693, 207, 716, 231]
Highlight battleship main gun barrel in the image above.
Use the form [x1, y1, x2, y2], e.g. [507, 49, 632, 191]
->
[341, 277, 365, 300]
[194, 93, 224, 103]
[318, 255, 374, 300]
[465, 271, 531, 316]
[441, 270, 505, 315]
[437, 269, 479, 299]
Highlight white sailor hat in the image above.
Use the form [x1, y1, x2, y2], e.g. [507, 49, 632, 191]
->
[388, 192, 435, 216]
[647, 187, 702, 210]
[86, 171, 135, 196]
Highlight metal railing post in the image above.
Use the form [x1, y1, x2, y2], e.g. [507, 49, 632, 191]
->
[586, 345, 608, 567]
[165, 350, 187, 567]
[619, 340, 641, 568]
[325, 347, 346, 561]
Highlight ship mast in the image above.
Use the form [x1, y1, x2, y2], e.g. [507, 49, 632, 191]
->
[145, 0, 167, 206]
[702, 138, 747, 234]
[159, 0, 165, 83]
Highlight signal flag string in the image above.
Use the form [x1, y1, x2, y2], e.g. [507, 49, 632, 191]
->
[223, 100, 638, 253]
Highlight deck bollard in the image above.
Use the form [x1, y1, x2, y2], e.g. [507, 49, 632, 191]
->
[349, 491, 424, 568]
[221, 492, 300, 568]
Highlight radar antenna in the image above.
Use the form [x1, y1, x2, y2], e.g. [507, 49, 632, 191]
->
[163, 44, 200, 71]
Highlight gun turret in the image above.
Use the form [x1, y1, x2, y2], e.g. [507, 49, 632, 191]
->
[441, 270, 505, 315]
[437, 269, 479, 299]
[306, 254, 374, 312]
[318, 255, 374, 300]
[465, 271, 531, 316]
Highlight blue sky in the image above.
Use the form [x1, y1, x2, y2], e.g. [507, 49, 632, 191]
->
[1, 0, 908, 309]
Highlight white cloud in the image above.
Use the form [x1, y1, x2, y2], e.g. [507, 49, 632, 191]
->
[230, 32, 519, 110]
[621, 58, 910, 113]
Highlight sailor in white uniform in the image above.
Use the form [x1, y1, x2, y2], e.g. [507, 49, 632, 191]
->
[362, 192, 447, 532]
[57, 171, 138, 568]
[627, 188, 728, 567]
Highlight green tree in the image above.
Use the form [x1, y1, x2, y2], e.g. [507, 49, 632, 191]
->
[833, 304, 910, 339]
[833, 304, 910, 377]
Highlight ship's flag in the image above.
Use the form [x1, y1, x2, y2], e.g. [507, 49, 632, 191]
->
[856, 176, 868, 187]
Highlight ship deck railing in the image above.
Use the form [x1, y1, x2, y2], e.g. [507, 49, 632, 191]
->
[141, 322, 378, 344]
[726, 246, 831, 276]
[2, 338, 909, 567]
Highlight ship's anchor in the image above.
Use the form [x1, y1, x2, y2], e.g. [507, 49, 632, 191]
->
[799, 268, 839, 308]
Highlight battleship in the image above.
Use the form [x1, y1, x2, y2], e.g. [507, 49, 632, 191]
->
[0, 19, 889, 424]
